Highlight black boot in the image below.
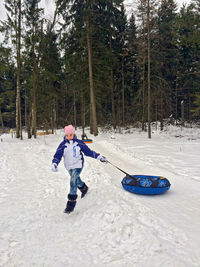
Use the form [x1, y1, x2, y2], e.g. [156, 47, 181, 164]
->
[64, 194, 77, 213]
[78, 183, 88, 198]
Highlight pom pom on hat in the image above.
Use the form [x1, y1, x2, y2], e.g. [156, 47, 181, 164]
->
[64, 125, 75, 135]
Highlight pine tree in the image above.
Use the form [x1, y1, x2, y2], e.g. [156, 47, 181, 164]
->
[23, 0, 44, 138]
[59, 0, 126, 133]
[125, 14, 139, 124]
[38, 28, 62, 132]
[59, 0, 90, 129]
[102, 0, 126, 129]
[136, 0, 158, 136]
[177, 2, 200, 122]
[191, 94, 200, 117]
[156, 0, 178, 128]
[1, 0, 23, 138]
[0, 45, 16, 130]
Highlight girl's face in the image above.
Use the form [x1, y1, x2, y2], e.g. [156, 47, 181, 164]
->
[66, 134, 74, 140]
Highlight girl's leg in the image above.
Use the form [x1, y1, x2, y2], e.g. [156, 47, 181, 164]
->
[68, 168, 83, 195]
[75, 169, 84, 188]
[64, 168, 83, 213]
[75, 168, 88, 198]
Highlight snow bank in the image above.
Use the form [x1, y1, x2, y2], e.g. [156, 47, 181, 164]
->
[0, 126, 200, 266]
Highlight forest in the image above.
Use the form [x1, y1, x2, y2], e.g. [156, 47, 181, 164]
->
[0, 0, 200, 139]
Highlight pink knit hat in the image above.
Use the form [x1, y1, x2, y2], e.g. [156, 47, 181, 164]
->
[64, 125, 75, 135]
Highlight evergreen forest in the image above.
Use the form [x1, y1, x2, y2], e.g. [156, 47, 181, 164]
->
[0, 0, 200, 139]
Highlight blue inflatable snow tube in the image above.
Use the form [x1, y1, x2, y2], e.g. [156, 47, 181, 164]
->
[121, 175, 171, 195]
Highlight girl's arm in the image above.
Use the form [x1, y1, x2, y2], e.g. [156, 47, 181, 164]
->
[80, 142, 100, 159]
[52, 142, 65, 165]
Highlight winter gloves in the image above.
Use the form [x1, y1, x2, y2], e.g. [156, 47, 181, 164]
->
[97, 155, 108, 163]
[52, 163, 58, 172]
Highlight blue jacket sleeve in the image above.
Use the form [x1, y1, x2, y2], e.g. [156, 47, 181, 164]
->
[80, 142, 100, 159]
[52, 142, 65, 165]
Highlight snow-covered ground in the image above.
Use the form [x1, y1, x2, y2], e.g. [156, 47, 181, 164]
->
[0, 125, 200, 267]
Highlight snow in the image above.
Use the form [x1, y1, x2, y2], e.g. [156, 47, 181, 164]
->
[0, 125, 200, 267]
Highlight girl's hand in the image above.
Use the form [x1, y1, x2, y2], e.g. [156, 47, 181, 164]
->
[52, 163, 58, 172]
[97, 155, 108, 163]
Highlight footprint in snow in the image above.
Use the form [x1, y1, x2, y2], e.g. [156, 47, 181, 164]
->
[43, 188, 55, 198]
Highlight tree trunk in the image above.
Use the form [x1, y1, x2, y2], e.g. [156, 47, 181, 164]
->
[0, 109, 4, 132]
[24, 88, 27, 133]
[32, 76, 37, 138]
[160, 90, 164, 131]
[117, 95, 121, 133]
[73, 90, 77, 128]
[51, 98, 56, 134]
[90, 104, 93, 134]
[122, 55, 125, 126]
[181, 100, 184, 126]
[25, 88, 32, 138]
[16, 0, 22, 140]
[147, 0, 151, 139]
[155, 99, 158, 130]
[109, 36, 116, 130]
[110, 68, 116, 129]
[140, 8, 146, 132]
[27, 113, 32, 139]
[159, 79, 164, 131]
[86, 16, 98, 136]
[142, 67, 145, 131]
[31, 49, 39, 139]
[175, 78, 178, 125]
[81, 92, 86, 134]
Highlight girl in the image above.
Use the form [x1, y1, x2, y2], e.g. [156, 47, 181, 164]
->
[52, 125, 107, 213]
